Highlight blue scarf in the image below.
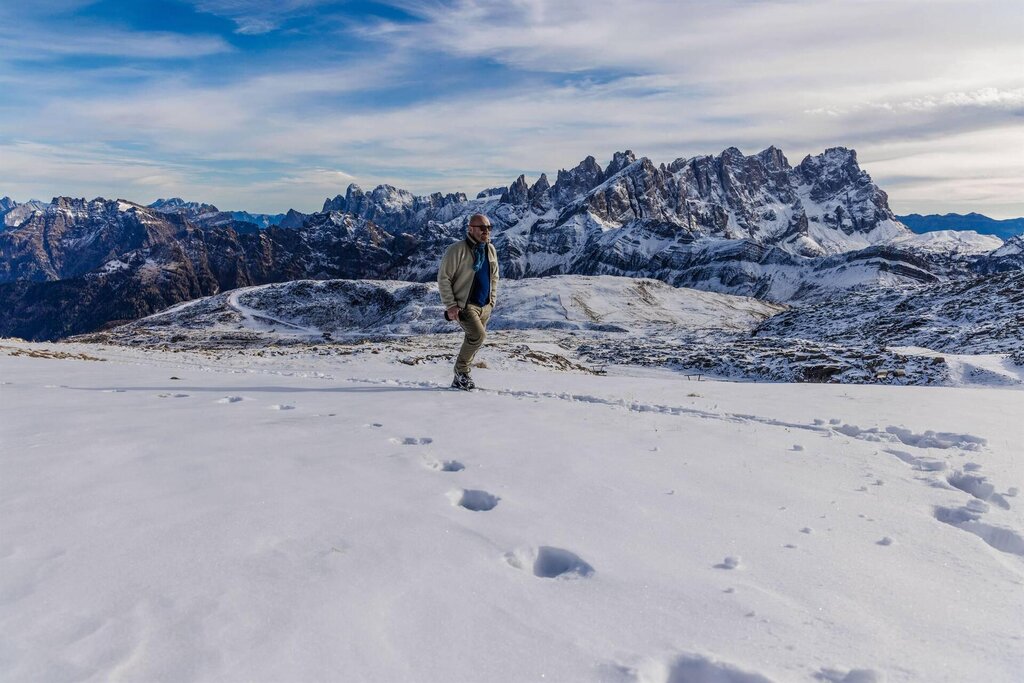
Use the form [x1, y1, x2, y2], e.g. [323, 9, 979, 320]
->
[472, 242, 487, 272]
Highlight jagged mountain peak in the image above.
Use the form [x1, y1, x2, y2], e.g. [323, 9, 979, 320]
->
[756, 146, 790, 170]
[500, 174, 531, 205]
[719, 146, 745, 160]
[551, 156, 605, 205]
[798, 146, 860, 175]
[605, 150, 637, 177]
[149, 197, 220, 214]
[530, 173, 550, 194]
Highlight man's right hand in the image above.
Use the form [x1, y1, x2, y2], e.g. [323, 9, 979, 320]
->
[446, 305, 461, 321]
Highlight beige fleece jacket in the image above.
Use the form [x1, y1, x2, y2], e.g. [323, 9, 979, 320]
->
[437, 237, 499, 310]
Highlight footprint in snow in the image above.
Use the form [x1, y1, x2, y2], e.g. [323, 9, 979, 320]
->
[269, 404, 295, 411]
[425, 458, 465, 472]
[157, 393, 190, 398]
[635, 652, 775, 683]
[714, 556, 741, 570]
[946, 470, 1011, 510]
[816, 667, 886, 682]
[448, 489, 498, 512]
[933, 504, 1024, 557]
[884, 448, 946, 472]
[217, 396, 244, 404]
[364, 423, 383, 428]
[504, 546, 594, 579]
[391, 437, 433, 446]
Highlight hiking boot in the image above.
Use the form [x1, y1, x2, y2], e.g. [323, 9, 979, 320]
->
[451, 372, 475, 391]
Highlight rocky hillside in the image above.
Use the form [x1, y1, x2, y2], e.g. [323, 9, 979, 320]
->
[74, 273, 1023, 386]
[755, 269, 1024, 355]
[86, 274, 783, 344]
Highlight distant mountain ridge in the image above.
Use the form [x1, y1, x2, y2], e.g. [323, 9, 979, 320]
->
[898, 212, 1024, 240]
[0, 146, 1019, 340]
[148, 197, 290, 231]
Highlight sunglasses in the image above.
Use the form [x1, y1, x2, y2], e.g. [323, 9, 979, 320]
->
[470, 224, 493, 231]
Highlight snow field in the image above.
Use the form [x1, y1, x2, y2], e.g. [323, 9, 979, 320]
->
[1, 342, 1022, 682]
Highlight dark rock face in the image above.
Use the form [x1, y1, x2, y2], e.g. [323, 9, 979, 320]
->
[1, 146, 1015, 341]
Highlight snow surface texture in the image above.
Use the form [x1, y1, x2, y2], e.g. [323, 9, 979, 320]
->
[1, 340, 1022, 682]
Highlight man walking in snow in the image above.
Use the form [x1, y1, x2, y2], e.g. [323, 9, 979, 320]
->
[438, 213, 499, 390]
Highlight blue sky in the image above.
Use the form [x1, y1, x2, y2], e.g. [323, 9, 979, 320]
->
[1, 0, 1022, 217]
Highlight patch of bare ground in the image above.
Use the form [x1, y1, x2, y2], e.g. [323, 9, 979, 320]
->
[0, 345, 106, 361]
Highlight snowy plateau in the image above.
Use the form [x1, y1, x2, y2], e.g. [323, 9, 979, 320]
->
[2, 272, 1023, 683]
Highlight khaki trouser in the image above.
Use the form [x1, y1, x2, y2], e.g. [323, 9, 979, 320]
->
[455, 303, 492, 374]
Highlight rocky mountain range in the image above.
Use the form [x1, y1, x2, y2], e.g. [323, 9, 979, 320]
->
[147, 197, 300, 232]
[1, 146, 1020, 341]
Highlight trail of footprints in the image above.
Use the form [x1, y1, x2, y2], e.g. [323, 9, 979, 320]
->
[390, 429, 593, 580]
[118, 379, 1024, 564]
[878, 444, 1023, 558]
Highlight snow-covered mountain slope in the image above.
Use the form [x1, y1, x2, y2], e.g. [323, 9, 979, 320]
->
[2, 340, 1022, 681]
[884, 229, 1003, 255]
[99, 275, 786, 342]
[755, 270, 1024, 356]
[978, 235, 1024, 273]
[0, 197, 49, 228]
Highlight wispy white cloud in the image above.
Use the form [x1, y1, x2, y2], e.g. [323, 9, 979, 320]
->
[807, 88, 1024, 116]
[188, 0, 340, 34]
[0, 28, 232, 59]
[0, 141, 199, 202]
